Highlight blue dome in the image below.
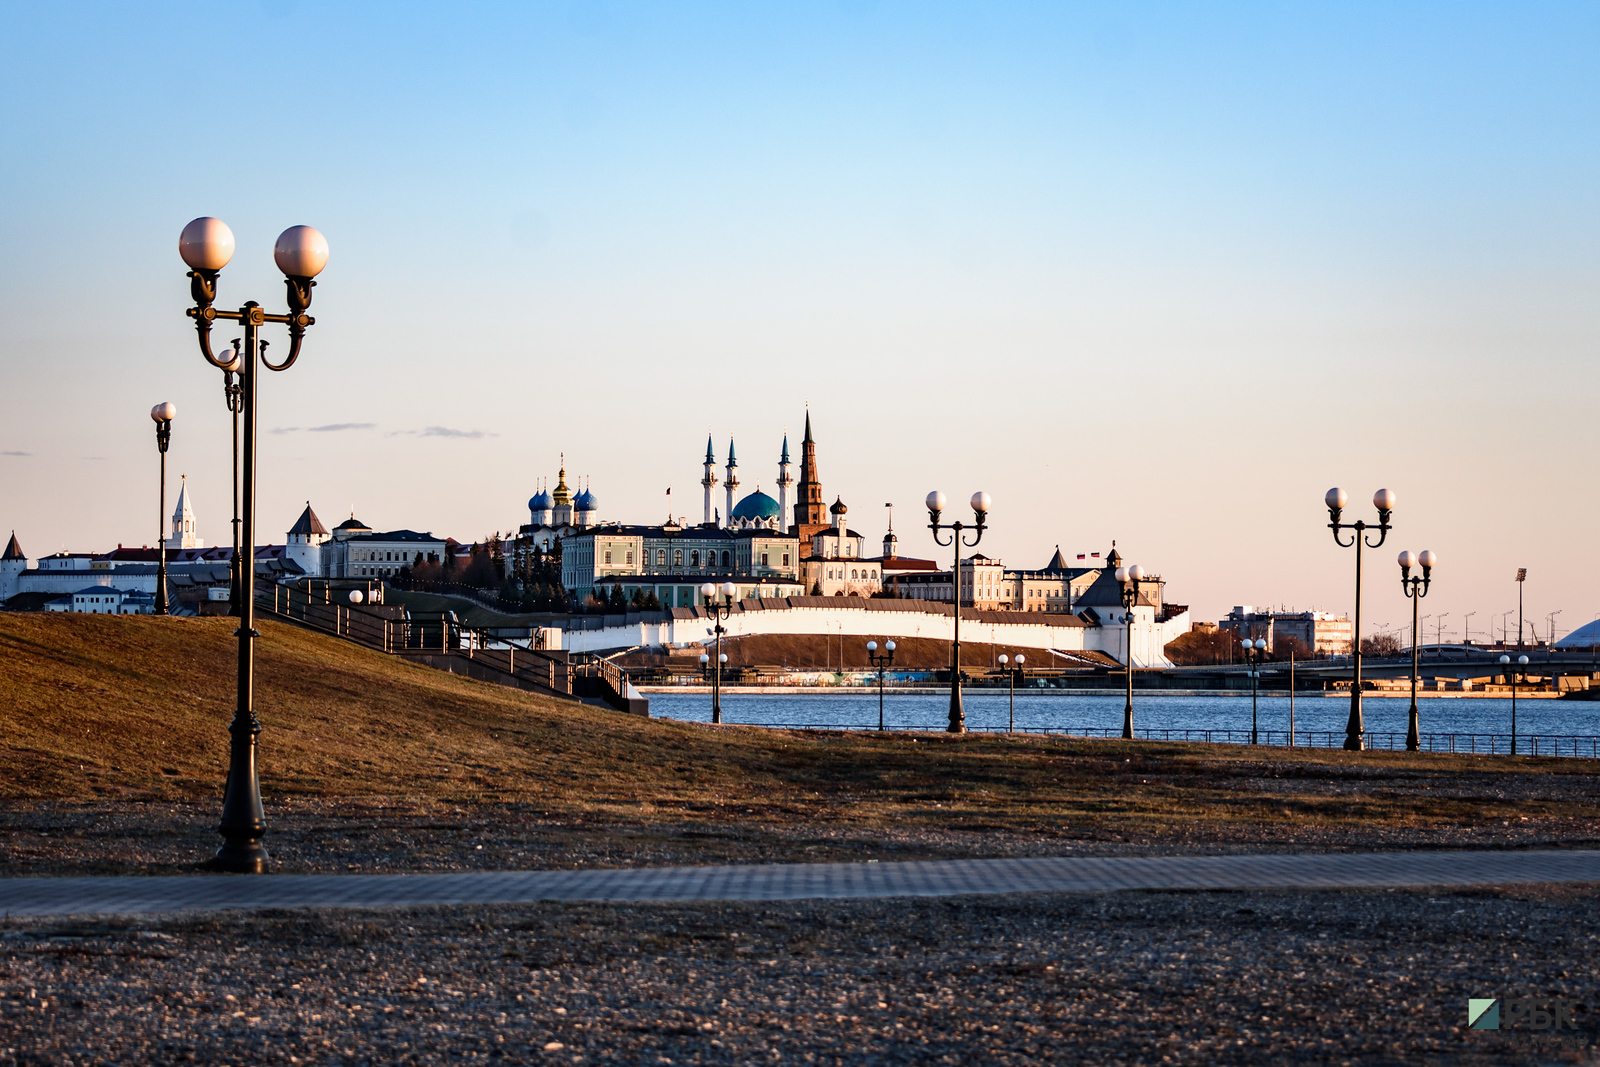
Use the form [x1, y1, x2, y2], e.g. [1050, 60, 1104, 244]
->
[528, 489, 551, 511]
[731, 490, 780, 521]
[575, 488, 597, 511]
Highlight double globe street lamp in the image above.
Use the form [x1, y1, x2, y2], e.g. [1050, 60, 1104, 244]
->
[179, 216, 328, 873]
[1398, 549, 1437, 752]
[1499, 653, 1530, 755]
[927, 490, 990, 734]
[1115, 564, 1150, 740]
[996, 652, 1025, 733]
[1325, 487, 1396, 751]
[1240, 638, 1268, 744]
[867, 640, 896, 730]
[149, 402, 177, 615]
[701, 580, 738, 724]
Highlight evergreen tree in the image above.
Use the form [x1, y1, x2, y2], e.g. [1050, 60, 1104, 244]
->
[609, 583, 627, 609]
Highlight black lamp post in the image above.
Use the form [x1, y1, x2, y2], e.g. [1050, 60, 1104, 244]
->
[179, 216, 328, 874]
[1325, 486, 1396, 751]
[867, 639, 896, 730]
[149, 402, 176, 615]
[701, 580, 736, 724]
[927, 489, 990, 734]
[997, 652, 1025, 733]
[1115, 563, 1150, 739]
[220, 340, 244, 616]
[1240, 637, 1267, 744]
[1398, 549, 1437, 752]
[1499, 652, 1529, 755]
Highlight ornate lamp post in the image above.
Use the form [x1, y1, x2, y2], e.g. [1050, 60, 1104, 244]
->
[1115, 563, 1150, 739]
[701, 580, 737, 724]
[1325, 486, 1396, 751]
[867, 640, 896, 730]
[1241, 637, 1267, 744]
[179, 216, 328, 874]
[1398, 549, 1437, 751]
[1499, 653, 1529, 754]
[997, 652, 1025, 733]
[149, 403, 177, 615]
[927, 490, 990, 733]
[219, 340, 245, 616]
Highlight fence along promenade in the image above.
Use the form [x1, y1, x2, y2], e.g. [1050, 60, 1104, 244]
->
[724, 722, 1600, 759]
[255, 583, 575, 699]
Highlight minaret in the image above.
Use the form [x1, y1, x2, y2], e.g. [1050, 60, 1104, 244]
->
[724, 438, 740, 524]
[701, 434, 719, 526]
[776, 434, 793, 531]
[794, 410, 826, 533]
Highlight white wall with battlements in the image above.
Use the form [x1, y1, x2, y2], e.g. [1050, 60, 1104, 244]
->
[550, 599, 1189, 668]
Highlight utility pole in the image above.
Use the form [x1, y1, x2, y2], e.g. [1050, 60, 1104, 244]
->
[1517, 568, 1528, 649]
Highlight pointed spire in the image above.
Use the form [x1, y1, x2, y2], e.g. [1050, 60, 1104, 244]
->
[803, 410, 813, 444]
[780, 432, 790, 463]
[727, 437, 738, 466]
[705, 434, 716, 463]
[2, 531, 23, 561]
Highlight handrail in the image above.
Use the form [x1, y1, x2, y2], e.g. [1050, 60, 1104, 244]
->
[255, 583, 571, 695]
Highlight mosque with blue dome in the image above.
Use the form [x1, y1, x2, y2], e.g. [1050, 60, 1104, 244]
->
[529, 412, 894, 605]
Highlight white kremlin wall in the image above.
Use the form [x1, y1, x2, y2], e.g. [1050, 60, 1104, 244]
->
[551, 598, 1189, 668]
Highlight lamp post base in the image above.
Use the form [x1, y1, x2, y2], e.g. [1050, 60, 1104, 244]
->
[947, 682, 964, 733]
[1405, 704, 1420, 752]
[210, 837, 270, 874]
[1121, 703, 1134, 740]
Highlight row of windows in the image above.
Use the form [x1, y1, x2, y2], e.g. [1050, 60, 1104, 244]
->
[600, 548, 793, 569]
[824, 567, 879, 581]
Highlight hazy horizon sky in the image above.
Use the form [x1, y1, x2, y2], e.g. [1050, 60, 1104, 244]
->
[2, 2, 1597, 638]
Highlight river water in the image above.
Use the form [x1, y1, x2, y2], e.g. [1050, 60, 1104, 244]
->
[646, 690, 1600, 748]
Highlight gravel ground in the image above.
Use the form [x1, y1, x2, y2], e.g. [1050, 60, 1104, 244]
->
[4, 885, 1599, 1065]
[2, 796, 1596, 878]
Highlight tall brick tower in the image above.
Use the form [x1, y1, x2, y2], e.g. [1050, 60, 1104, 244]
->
[793, 411, 829, 554]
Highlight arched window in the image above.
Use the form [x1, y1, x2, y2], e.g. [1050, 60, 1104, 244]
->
[851, 569, 859, 579]
[691, 551, 700, 567]
[721, 551, 730, 568]
[658, 549, 667, 565]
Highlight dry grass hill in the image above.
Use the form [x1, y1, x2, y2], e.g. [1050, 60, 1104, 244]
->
[2, 612, 1598, 875]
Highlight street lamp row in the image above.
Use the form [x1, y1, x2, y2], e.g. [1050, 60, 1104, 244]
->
[700, 580, 737, 724]
[149, 403, 177, 615]
[1398, 549, 1437, 752]
[1325, 486, 1395, 751]
[179, 216, 329, 874]
[1114, 564, 1150, 739]
[926, 490, 989, 734]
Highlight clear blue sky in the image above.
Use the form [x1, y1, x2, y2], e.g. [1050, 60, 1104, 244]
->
[2, 1, 1597, 635]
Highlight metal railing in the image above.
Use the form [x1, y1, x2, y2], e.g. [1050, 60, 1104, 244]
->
[257, 583, 571, 696]
[697, 721, 1600, 758]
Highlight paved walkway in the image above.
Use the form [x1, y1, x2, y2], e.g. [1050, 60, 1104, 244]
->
[2, 850, 1597, 918]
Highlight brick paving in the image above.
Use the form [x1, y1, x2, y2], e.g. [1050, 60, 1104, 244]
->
[2, 848, 1596, 918]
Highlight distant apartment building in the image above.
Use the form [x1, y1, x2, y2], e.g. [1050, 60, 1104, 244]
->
[1220, 607, 1352, 655]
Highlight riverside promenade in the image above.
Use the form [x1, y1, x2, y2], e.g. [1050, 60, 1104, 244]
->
[3, 848, 1597, 917]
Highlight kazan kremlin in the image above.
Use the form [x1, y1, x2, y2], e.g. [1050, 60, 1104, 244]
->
[0, 410, 1191, 667]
